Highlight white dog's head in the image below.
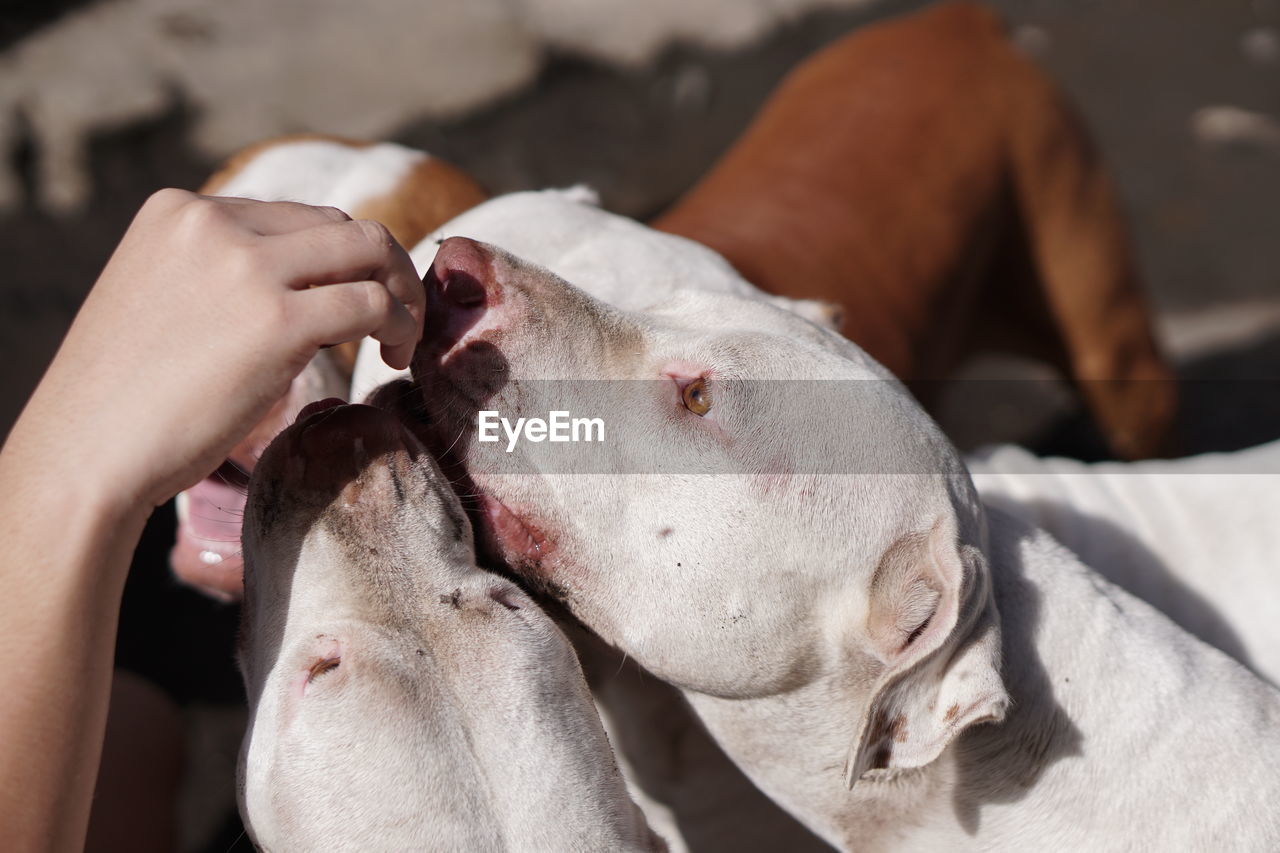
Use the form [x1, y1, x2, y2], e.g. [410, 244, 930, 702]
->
[410, 203, 1008, 784]
[238, 390, 658, 850]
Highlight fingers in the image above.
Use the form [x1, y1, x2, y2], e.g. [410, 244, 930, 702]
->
[291, 279, 420, 370]
[264, 219, 426, 361]
[267, 219, 415, 291]
[144, 189, 351, 237]
[203, 195, 351, 235]
[145, 191, 424, 368]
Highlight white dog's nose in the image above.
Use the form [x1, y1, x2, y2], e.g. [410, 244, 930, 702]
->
[421, 236, 503, 357]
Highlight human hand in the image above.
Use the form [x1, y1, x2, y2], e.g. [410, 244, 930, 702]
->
[6, 189, 424, 515]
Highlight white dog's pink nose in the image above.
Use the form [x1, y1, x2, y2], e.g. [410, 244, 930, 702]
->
[422, 236, 503, 357]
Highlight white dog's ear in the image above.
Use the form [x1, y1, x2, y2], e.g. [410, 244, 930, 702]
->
[845, 516, 1008, 786]
[767, 295, 844, 331]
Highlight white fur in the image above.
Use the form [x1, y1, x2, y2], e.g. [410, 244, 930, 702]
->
[211, 140, 427, 214]
[351, 190, 845, 851]
[350, 186, 833, 398]
[238, 403, 662, 851]
[970, 440, 1280, 685]
[406, 192, 1280, 850]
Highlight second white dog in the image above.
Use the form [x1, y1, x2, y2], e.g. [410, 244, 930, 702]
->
[237, 391, 663, 851]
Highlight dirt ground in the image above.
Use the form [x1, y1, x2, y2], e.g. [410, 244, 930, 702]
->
[1, 1, 1277, 850]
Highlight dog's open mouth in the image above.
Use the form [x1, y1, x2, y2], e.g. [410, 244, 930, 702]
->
[375, 375, 563, 598]
[173, 398, 352, 600]
[423, 405, 559, 583]
[172, 458, 252, 599]
[475, 491, 557, 573]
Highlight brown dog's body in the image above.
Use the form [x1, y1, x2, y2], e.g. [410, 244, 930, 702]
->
[653, 2, 1174, 459]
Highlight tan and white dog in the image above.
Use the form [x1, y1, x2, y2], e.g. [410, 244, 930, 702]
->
[172, 135, 485, 599]
[653, 2, 1176, 461]
[406, 192, 1280, 850]
[237, 391, 663, 852]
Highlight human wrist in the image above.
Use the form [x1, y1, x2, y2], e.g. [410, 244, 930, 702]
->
[0, 411, 155, 568]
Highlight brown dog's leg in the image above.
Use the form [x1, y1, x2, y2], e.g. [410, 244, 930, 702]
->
[654, 2, 1176, 459]
[997, 46, 1178, 458]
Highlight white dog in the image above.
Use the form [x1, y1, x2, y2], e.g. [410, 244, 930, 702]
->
[391, 190, 1280, 685]
[237, 391, 663, 851]
[971, 440, 1280, 686]
[349, 190, 857, 852]
[398, 193, 1280, 850]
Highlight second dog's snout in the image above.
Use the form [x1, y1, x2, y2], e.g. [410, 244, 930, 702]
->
[295, 404, 408, 491]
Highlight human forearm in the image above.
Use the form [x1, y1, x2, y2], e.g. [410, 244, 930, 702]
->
[0, 190, 424, 849]
[0, 429, 149, 852]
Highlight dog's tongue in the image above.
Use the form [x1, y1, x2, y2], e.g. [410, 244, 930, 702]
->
[171, 473, 248, 601]
[170, 393, 352, 600]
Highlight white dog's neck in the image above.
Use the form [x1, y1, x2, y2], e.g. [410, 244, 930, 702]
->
[687, 511, 1280, 851]
[485, 745, 667, 852]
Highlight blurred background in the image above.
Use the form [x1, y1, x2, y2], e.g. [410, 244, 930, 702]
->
[0, 0, 1276, 850]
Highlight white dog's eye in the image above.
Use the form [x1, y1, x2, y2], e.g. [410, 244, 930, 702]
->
[307, 656, 341, 683]
[681, 377, 712, 416]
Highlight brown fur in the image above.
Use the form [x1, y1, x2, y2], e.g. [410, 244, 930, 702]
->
[652, 2, 1176, 459]
[354, 156, 488, 255]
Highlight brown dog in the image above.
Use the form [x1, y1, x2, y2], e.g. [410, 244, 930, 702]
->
[653, 2, 1175, 460]
[171, 135, 486, 599]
